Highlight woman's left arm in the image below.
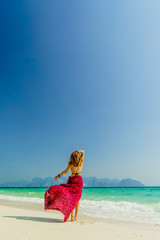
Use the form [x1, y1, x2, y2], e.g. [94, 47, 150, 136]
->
[55, 164, 71, 181]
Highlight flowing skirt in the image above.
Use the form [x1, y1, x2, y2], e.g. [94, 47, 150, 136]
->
[44, 175, 83, 222]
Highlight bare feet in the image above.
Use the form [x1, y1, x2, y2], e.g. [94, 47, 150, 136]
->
[74, 216, 77, 221]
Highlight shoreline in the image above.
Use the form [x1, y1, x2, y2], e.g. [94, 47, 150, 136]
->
[1, 199, 160, 240]
[1, 198, 160, 227]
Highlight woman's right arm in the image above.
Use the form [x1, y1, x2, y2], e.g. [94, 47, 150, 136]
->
[77, 150, 85, 161]
[77, 150, 84, 154]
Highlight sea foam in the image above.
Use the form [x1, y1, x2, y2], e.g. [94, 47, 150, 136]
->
[0, 194, 44, 204]
[80, 199, 160, 224]
[0, 194, 160, 225]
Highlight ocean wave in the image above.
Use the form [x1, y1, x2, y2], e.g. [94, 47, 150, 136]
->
[80, 199, 160, 224]
[0, 194, 160, 224]
[0, 194, 44, 204]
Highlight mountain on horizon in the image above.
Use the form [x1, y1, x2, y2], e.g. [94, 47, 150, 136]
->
[0, 177, 145, 187]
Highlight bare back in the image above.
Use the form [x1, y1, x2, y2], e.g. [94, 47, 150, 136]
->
[70, 153, 84, 177]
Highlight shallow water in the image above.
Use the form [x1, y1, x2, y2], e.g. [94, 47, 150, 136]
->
[0, 187, 160, 224]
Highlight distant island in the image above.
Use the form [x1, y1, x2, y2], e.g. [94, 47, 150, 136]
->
[0, 177, 145, 187]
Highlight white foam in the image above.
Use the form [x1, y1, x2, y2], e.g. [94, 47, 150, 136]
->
[1, 194, 160, 224]
[80, 200, 160, 225]
[0, 194, 44, 205]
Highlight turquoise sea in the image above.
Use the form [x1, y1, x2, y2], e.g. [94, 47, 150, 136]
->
[0, 187, 160, 224]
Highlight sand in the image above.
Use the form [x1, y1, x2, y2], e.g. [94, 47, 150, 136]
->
[0, 199, 160, 240]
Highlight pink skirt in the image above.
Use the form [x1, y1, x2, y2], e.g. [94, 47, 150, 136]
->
[44, 175, 83, 222]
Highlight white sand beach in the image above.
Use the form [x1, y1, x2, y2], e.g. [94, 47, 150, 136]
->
[0, 199, 160, 240]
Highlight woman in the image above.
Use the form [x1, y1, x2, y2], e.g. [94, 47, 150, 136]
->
[44, 150, 84, 222]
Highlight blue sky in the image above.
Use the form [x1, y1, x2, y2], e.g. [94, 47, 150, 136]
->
[0, 0, 160, 186]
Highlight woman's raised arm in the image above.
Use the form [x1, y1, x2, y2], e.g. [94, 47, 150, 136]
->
[77, 150, 85, 161]
[77, 150, 85, 154]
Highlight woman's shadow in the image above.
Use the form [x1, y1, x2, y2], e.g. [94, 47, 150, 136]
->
[3, 215, 63, 223]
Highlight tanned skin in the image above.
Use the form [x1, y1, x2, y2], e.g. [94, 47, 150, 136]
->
[55, 150, 85, 221]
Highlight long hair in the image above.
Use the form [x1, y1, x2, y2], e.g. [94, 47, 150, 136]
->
[68, 152, 82, 167]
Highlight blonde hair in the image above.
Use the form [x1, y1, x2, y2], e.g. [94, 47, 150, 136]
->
[68, 152, 82, 167]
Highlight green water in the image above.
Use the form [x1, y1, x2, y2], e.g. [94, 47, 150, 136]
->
[0, 187, 160, 204]
[1, 187, 160, 223]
